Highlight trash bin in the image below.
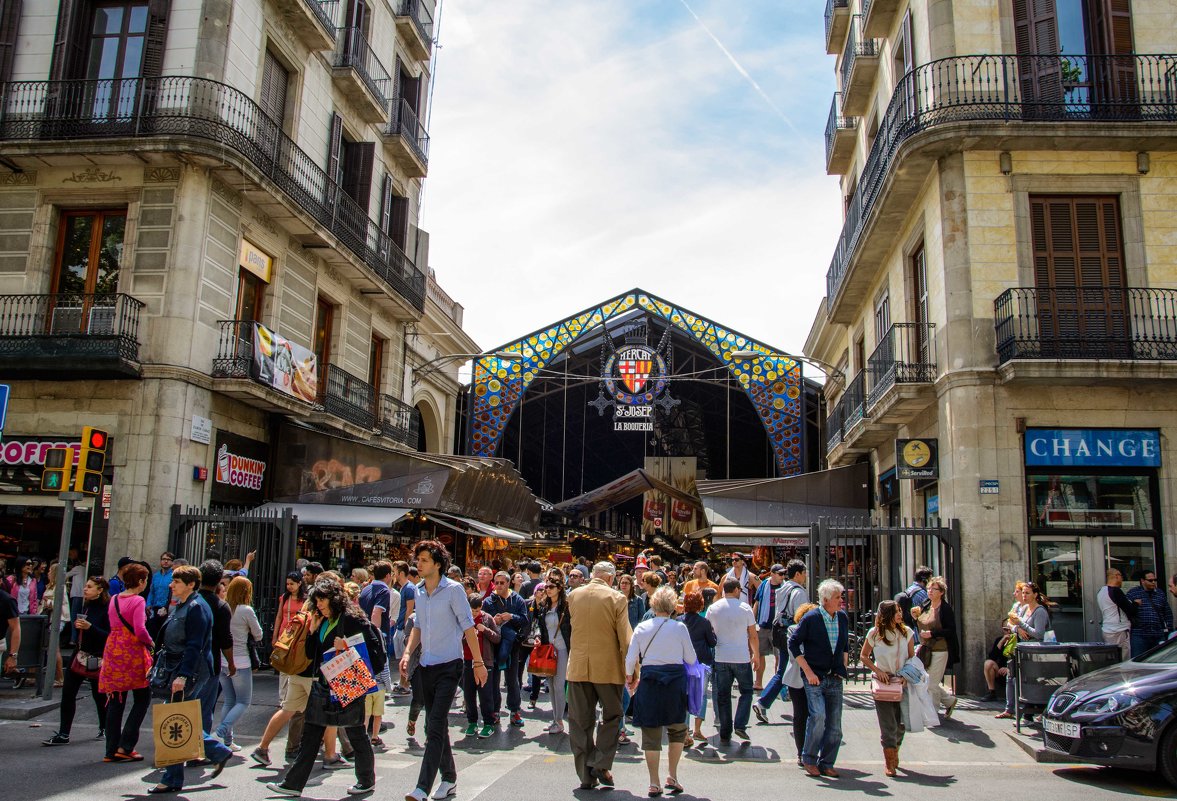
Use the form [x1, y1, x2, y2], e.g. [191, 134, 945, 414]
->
[1068, 642, 1122, 678]
[1016, 643, 1072, 707]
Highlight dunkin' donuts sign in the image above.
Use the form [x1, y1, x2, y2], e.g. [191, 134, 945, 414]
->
[216, 444, 266, 490]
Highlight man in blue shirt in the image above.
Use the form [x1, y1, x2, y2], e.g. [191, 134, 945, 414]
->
[1127, 570, 1173, 656]
[401, 541, 485, 801]
[392, 560, 417, 695]
[146, 551, 174, 640]
[789, 579, 849, 778]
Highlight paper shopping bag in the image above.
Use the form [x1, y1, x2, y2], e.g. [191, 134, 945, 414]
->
[152, 698, 204, 768]
[321, 645, 377, 708]
[323, 633, 379, 701]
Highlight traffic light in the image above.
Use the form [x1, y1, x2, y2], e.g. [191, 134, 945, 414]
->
[41, 447, 72, 492]
[73, 426, 108, 495]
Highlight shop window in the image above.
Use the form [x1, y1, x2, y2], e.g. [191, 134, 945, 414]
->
[1027, 473, 1156, 531]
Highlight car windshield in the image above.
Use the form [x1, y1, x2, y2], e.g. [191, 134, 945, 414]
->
[1136, 637, 1177, 664]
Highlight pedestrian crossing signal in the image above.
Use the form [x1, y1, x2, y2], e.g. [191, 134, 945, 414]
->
[73, 426, 108, 495]
[41, 447, 72, 493]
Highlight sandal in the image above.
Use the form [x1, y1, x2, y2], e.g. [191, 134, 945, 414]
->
[406, 719, 416, 737]
[112, 750, 144, 762]
[665, 777, 684, 796]
[683, 733, 694, 749]
[994, 711, 1014, 719]
[648, 785, 663, 798]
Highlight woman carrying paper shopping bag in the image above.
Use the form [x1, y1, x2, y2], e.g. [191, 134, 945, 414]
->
[267, 578, 386, 798]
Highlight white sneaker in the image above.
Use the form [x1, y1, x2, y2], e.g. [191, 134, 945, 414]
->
[227, 742, 243, 752]
[266, 782, 301, 797]
[431, 782, 457, 800]
[405, 790, 429, 801]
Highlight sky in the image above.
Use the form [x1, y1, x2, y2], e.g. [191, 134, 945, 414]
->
[421, 0, 841, 358]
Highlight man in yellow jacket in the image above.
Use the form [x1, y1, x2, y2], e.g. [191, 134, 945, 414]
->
[566, 561, 633, 790]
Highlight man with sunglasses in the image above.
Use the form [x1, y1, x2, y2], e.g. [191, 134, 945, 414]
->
[482, 570, 530, 727]
[1127, 570, 1173, 657]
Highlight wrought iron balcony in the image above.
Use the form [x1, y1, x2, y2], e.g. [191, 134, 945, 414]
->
[334, 27, 393, 121]
[825, 392, 845, 452]
[385, 98, 430, 177]
[866, 322, 936, 411]
[380, 392, 420, 446]
[825, 53, 1177, 317]
[839, 15, 880, 116]
[285, 0, 340, 50]
[212, 319, 257, 380]
[824, 0, 850, 55]
[841, 371, 866, 430]
[211, 319, 320, 414]
[825, 91, 856, 174]
[395, 0, 434, 62]
[0, 77, 426, 311]
[320, 363, 376, 429]
[0, 292, 145, 378]
[994, 286, 1177, 363]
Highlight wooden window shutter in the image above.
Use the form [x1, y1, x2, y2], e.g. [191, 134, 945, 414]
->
[0, 0, 22, 85]
[1013, 0, 1061, 106]
[48, 0, 87, 82]
[327, 112, 344, 186]
[352, 143, 375, 213]
[141, 0, 171, 79]
[260, 49, 290, 126]
[379, 174, 393, 234]
[1089, 0, 1136, 102]
[390, 195, 409, 250]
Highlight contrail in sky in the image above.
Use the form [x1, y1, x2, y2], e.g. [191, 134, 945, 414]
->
[675, 0, 801, 136]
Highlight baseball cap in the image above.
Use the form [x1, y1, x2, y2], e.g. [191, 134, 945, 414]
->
[117, 556, 135, 569]
[771, 564, 786, 575]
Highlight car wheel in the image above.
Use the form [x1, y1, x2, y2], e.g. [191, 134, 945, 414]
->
[1160, 724, 1177, 788]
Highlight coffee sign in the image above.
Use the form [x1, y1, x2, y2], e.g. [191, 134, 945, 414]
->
[210, 431, 269, 506]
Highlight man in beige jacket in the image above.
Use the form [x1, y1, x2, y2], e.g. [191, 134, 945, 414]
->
[566, 561, 633, 790]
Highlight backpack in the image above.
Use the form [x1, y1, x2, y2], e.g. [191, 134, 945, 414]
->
[270, 610, 313, 675]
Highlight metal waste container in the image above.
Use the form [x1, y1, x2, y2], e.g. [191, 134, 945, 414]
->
[1068, 642, 1122, 678]
[1015, 641, 1123, 731]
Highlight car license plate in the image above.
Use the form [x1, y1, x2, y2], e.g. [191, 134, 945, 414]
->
[1044, 718, 1080, 738]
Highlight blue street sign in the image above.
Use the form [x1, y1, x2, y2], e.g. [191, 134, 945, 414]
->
[0, 384, 9, 431]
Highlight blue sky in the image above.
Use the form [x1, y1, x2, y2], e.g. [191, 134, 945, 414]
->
[423, 0, 842, 358]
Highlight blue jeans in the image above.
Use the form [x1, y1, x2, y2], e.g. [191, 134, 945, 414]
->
[162, 674, 232, 788]
[215, 667, 253, 743]
[713, 662, 753, 740]
[758, 649, 788, 708]
[1131, 631, 1164, 658]
[802, 675, 843, 770]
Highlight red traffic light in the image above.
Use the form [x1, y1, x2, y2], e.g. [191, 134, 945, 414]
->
[88, 429, 107, 449]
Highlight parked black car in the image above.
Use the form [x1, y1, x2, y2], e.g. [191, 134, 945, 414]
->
[1043, 636, 1177, 785]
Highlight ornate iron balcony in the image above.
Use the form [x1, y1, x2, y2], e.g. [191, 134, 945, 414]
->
[0, 77, 426, 311]
[824, 0, 849, 48]
[995, 286, 1177, 362]
[0, 292, 145, 377]
[336, 26, 393, 109]
[320, 363, 377, 429]
[825, 53, 1177, 313]
[380, 392, 419, 446]
[390, 98, 430, 166]
[866, 322, 936, 408]
[212, 319, 259, 380]
[839, 15, 880, 98]
[825, 91, 856, 171]
[396, 0, 434, 55]
[306, 0, 341, 37]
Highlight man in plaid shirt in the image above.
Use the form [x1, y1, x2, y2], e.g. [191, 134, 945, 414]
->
[1127, 570, 1173, 657]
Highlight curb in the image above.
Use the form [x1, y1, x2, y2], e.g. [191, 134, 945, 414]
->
[0, 698, 61, 720]
[1003, 730, 1073, 763]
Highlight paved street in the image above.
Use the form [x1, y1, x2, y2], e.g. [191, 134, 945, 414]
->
[0, 673, 1171, 801]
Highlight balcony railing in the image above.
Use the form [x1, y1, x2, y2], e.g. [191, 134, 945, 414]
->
[826, 392, 845, 452]
[320, 363, 376, 429]
[825, 91, 856, 169]
[994, 286, 1177, 362]
[826, 371, 866, 453]
[306, 0, 341, 36]
[397, 0, 434, 52]
[0, 292, 144, 371]
[0, 77, 426, 310]
[212, 319, 258, 380]
[824, 0, 849, 48]
[380, 392, 420, 446]
[839, 15, 880, 99]
[866, 322, 936, 408]
[390, 98, 430, 165]
[336, 26, 393, 109]
[825, 53, 1177, 313]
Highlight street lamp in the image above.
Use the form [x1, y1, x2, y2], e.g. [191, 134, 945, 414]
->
[729, 348, 844, 384]
[411, 350, 522, 386]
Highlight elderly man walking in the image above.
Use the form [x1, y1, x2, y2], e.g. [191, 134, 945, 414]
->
[566, 561, 633, 790]
[789, 579, 849, 778]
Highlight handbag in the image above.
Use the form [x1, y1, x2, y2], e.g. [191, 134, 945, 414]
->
[871, 675, 904, 702]
[247, 634, 262, 671]
[527, 643, 558, 677]
[71, 650, 102, 679]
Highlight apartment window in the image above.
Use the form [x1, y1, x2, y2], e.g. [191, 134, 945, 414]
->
[379, 175, 410, 251]
[910, 243, 930, 363]
[892, 10, 913, 83]
[235, 271, 265, 322]
[1029, 194, 1128, 353]
[854, 335, 866, 376]
[259, 49, 291, 129]
[50, 0, 170, 83]
[1014, 0, 1135, 105]
[873, 291, 891, 345]
[396, 57, 422, 114]
[313, 298, 334, 371]
[369, 335, 384, 393]
[327, 113, 375, 212]
[54, 210, 126, 295]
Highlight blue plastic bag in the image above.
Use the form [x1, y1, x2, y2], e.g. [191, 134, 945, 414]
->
[686, 661, 710, 717]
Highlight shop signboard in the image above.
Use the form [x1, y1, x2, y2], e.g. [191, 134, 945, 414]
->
[252, 323, 318, 404]
[211, 431, 270, 506]
[0, 435, 116, 494]
[896, 438, 938, 480]
[641, 457, 700, 540]
[1025, 428, 1161, 468]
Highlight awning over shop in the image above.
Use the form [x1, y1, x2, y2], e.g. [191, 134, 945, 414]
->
[699, 463, 870, 530]
[254, 503, 412, 529]
[551, 468, 701, 520]
[709, 525, 811, 547]
[272, 422, 542, 532]
[433, 513, 527, 542]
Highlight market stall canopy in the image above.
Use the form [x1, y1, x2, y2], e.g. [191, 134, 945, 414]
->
[699, 463, 870, 534]
[551, 468, 701, 521]
[432, 513, 528, 542]
[253, 503, 411, 528]
[708, 525, 811, 547]
[271, 422, 542, 532]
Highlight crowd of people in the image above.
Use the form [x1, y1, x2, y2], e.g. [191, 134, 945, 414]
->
[3, 544, 1176, 799]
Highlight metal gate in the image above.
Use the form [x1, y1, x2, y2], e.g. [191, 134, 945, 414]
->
[168, 504, 298, 653]
[808, 517, 962, 681]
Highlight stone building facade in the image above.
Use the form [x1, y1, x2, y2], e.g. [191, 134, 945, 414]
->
[0, 0, 477, 572]
[806, 0, 1177, 688]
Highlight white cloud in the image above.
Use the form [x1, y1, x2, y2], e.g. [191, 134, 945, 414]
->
[423, 0, 842, 356]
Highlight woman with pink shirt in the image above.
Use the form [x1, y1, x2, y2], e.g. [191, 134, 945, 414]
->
[99, 562, 155, 762]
